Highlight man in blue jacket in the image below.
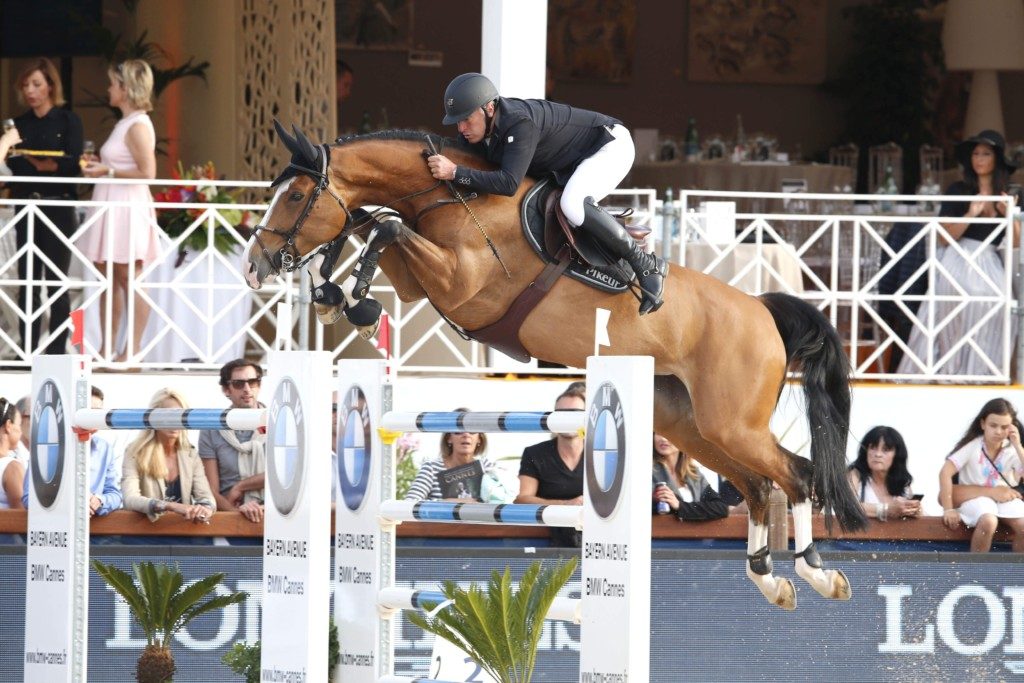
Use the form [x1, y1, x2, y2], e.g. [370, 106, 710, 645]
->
[427, 72, 666, 315]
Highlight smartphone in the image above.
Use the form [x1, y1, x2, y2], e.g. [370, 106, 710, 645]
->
[911, 494, 925, 501]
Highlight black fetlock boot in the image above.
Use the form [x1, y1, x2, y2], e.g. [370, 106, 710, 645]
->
[580, 197, 667, 314]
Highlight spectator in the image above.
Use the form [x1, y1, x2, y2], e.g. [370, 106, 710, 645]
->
[121, 388, 214, 525]
[515, 387, 585, 546]
[337, 59, 354, 106]
[847, 426, 920, 521]
[198, 359, 265, 526]
[0, 398, 25, 509]
[13, 395, 30, 463]
[21, 385, 121, 517]
[4, 57, 84, 355]
[897, 130, 1020, 376]
[404, 408, 495, 502]
[78, 59, 160, 362]
[651, 433, 727, 521]
[940, 398, 1024, 552]
[0, 124, 21, 174]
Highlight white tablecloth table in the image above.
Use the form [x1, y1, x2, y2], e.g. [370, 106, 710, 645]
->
[680, 242, 804, 294]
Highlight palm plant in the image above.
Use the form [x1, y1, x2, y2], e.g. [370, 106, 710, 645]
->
[408, 558, 578, 683]
[92, 559, 248, 683]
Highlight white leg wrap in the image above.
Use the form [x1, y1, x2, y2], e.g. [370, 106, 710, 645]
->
[745, 520, 792, 607]
[792, 500, 835, 597]
[309, 253, 327, 288]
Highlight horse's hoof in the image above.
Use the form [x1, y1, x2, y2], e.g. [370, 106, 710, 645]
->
[314, 303, 345, 325]
[773, 578, 797, 611]
[828, 569, 852, 601]
[356, 320, 380, 341]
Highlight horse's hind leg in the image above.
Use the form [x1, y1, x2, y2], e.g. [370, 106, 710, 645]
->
[768, 443, 851, 601]
[653, 376, 796, 610]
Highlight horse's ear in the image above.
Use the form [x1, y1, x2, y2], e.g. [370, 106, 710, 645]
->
[292, 124, 320, 167]
[274, 119, 300, 155]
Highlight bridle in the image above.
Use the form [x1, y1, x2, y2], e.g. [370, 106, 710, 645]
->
[250, 142, 353, 275]
[250, 134, 496, 277]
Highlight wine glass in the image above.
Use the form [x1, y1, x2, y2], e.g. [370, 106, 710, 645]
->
[80, 140, 96, 170]
[2, 118, 16, 153]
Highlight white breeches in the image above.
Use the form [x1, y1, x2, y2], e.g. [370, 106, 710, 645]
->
[559, 123, 635, 226]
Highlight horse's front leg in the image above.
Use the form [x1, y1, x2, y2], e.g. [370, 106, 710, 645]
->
[792, 500, 852, 601]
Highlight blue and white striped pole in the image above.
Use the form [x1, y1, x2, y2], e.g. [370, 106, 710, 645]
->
[74, 408, 265, 431]
[380, 411, 584, 435]
[379, 500, 582, 528]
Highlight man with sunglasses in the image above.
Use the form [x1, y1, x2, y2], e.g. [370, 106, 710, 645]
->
[199, 359, 266, 533]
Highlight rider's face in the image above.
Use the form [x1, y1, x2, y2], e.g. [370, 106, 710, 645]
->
[457, 103, 492, 144]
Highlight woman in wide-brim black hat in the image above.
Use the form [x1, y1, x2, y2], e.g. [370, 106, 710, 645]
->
[897, 130, 1020, 377]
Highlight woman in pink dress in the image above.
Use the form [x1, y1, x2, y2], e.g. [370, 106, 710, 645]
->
[80, 59, 160, 362]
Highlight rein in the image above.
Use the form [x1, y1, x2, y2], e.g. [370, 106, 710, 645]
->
[424, 136, 511, 279]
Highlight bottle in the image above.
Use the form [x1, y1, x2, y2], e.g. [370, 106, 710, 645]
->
[684, 117, 700, 162]
[663, 188, 676, 239]
[359, 110, 373, 134]
[884, 165, 899, 195]
[879, 164, 896, 212]
[379, 107, 390, 131]
[655, 483, 671, 515]
[733, 114, 746, 162]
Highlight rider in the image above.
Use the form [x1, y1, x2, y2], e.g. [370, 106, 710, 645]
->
[427, 72, 667, 315]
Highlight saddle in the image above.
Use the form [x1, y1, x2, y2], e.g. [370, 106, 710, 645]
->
[468, 178, 651, 362]
[520, 177, 650, 293]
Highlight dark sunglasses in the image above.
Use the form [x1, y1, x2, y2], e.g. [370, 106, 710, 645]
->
[227, 378, 261, 390]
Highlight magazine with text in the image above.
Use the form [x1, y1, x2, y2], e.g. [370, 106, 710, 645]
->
[436, 460, 484, 500]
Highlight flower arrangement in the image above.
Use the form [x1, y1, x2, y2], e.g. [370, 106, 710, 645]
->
[154, 161, 258, 256]
[395, 432, 421, 498]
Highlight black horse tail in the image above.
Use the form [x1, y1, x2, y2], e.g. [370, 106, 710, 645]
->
[760, 292, 867, 532]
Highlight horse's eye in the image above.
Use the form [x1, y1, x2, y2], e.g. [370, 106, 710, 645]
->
[288, 192, 304, 202]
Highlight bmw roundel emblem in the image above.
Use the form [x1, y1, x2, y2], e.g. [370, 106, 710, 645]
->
[31, 380, 66, 509]
[338, 385, 372, 511]
[584, 381, 627, 519]
[267, 378, 306, 516]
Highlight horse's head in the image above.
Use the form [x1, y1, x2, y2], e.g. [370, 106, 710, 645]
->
[244, 121, 351, 289]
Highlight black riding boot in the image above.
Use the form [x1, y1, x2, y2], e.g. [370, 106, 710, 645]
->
[580, 197, 667, 314]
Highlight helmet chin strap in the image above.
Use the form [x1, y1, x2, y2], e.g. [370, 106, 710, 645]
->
[483, 101, 497, 141]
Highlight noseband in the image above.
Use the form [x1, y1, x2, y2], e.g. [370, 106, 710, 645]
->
[250, 143, 354, 275]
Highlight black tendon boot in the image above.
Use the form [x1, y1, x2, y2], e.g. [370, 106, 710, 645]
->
[580, 197, 666, 314]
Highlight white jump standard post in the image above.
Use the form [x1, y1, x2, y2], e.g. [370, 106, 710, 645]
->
[333, 355, 653, 683]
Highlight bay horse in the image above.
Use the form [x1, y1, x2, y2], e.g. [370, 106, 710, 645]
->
[244, 124, 867, 610]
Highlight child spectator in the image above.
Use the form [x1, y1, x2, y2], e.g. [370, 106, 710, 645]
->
[940, 398, 1024, 552]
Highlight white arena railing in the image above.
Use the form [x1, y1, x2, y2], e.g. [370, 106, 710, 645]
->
[0, 178, 1019, 383]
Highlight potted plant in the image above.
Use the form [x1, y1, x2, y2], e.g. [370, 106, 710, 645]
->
[222, 617, 341, 683]
[408, 558, 578, 683]
[92, 559, 248, 683]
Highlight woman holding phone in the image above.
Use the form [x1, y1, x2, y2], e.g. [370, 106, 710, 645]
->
[847, 426, 921, 521]
[940, 398, 1024, 552]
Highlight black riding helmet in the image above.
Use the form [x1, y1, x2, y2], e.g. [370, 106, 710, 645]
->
[441, 73, 499, 125]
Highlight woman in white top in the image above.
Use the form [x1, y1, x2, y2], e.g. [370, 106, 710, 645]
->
[847, 426, 920, 522]
[940, 398, 1024, 552]
[0, 398, 26, 510]
[404, 408, 496, 502]
[79, 59, 160, 362]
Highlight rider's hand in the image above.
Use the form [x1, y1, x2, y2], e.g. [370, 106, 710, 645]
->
[427, 154, 456, 181]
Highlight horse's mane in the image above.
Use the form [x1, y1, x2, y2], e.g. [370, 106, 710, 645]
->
[333, 129, 447, 148]
[331, 129, 485, 166]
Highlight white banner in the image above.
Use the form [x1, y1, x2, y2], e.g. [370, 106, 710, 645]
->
[261, 351, 333, 682]
[580, 356, 653, 683]
[334, 359, 391, 683]
[24, 354, 90, 682]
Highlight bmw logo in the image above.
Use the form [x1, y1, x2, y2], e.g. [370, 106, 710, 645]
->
[267, 378, 306, 516]
[338, 385, 372, 511]
[31, 380, 65, 509]
[584, 381, 627, 519]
